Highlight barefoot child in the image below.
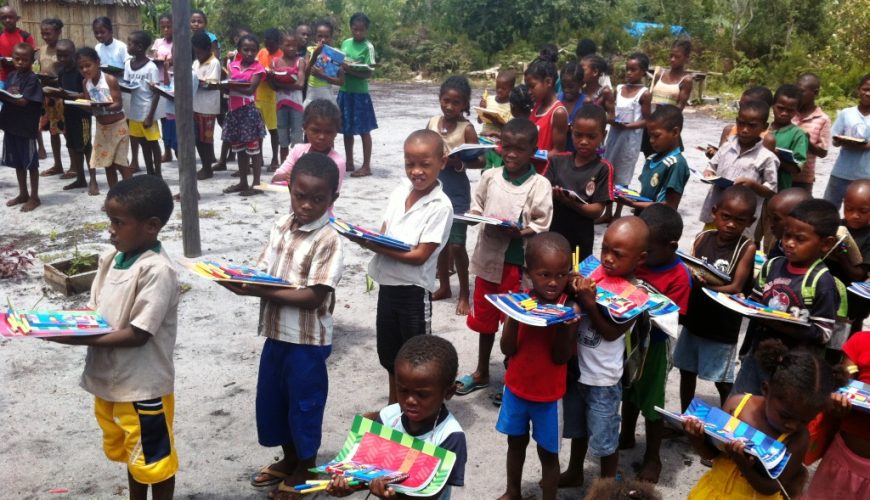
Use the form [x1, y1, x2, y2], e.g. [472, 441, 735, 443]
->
[223, 154, 344, 498]
[351, 130, 453, 403]
[496, 232, 580, 500]
[545, 105, 612, 259]
[686, 339, 845, 499]
[37, 17, 66, 177]
[272, 99, 345, 191]
[47, 175, 180, 500]
[270, 32, 306, 162]
[428, 75, 484, 315]
[0, 43, 43, 212]
[676, 185, 757, 408]
[621, 204, 692, 484]
[124, 30, 162, 178]
[604, 53, 651, 187]
[326, 336, 467, 499]
[79, 47, 130, 194]
[340, 12, 377, 177]
[456, 119, 553, 396]
[191, 32, 221, 180]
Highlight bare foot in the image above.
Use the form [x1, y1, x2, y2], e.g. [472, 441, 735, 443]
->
[161, 151, 172, 162]
[212, 162, 227, 171]
[88, 179, 100, 196]
[63, 179, 87, 190]
[456, 296, 470, 316]
[239, 188, 264, 197]
[6, 194, 28, 207]
[619, 433, 636, 450]
[40, 165, 63, 176]
[557, 469, 584, 488]
[38, 148, 47, 160]
[60, 171, 78, 179]
[21, 197, 40, 212]
[224, 183, 247, 194]
[350, 167, 372, 177]
[637, 457, 662, 483]
[231, 170, 241, 177]
[432, 286, 452, 301]
[196, 168, 213, 180]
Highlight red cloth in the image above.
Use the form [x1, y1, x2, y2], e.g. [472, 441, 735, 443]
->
[0, 29, 36, 82]
[530, 99, 566, 174]
[504, 292, 570, 402]
[467, 264, 522, 334]
[635, 257, 692, 315]
[841, 331, 870, 440]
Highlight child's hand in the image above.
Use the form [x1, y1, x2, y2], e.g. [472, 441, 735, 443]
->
[272, 172, 289, 183]
[478, 97, 487, 108]
[143, 117, 154, 129]
[369, 477, 398, 498]
[325, 475, 356, 497]
[498, 225, 523, 240]
[703, 169, 717, 178]
[572, 276, 598, 307]
[725, 439, 756, 470]
[705, 146, 718, 159]
[682, 416, 705, 438]
[830, 392, 852, 417]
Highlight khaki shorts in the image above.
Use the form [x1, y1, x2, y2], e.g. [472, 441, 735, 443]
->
[92, 119, 130, 168]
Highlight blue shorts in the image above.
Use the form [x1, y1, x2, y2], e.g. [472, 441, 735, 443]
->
[673, 327, 738, 383]
[562, 379, 621, 457]
[495, 386, 560, 453]
[256, 338, 331, 459]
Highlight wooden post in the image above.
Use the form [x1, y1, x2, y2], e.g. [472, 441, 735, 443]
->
[172, 0, 201, 257]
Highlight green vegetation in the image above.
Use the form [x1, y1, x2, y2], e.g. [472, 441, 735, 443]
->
[142, 0, 867, 103]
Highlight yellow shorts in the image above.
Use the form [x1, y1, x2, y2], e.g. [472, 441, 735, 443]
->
[128, 120, 161, 141]
[255, 87, 278, 130]
[95, 395, 178, 484]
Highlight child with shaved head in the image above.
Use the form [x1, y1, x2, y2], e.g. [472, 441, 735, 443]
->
[827, 179, 870, 334]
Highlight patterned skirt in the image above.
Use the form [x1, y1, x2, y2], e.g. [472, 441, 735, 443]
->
[337, 91, 378, 135]
[221, 103, 267, 144]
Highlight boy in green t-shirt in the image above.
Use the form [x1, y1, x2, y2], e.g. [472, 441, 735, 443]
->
[338, 12, 377, 178]
[770, 84, 809, 190]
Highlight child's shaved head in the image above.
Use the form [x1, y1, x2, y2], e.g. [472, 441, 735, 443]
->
[496, 69, 517, 85]
[608, 216, 649, 253]
[846, 179, 870, 199]
[405, 129, 445, 155]
[600, 216, 649, 277]
[526, 232, 571, 269]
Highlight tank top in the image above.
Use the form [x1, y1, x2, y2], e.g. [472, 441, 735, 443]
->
[531, 99, 566, 174]
[273, 56, 304, 112]
[85, 72, 123, 117]
[651, 70, 692, 106]
[614, 85, 647, 123]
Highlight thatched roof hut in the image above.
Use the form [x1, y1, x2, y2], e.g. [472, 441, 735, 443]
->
[7, 0, 148, 51]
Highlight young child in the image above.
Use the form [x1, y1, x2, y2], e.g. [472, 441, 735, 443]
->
[304, 19, 344, 106]
[560, 217, 649, 484]
[823, 74, 870, 210]
[353, 130, 453, 403]
[189, 10, 219, 59]
[509, 84, 533, 120]
[624, 104, 690, 212]
[770, 84, 809, 190]
[47, 39, 93, 192]
[580, 54, 615, 119]
[125, 30, 162, 178]
[675, 185, 757, 408]
[545, 104, 612, 258]
[649, 39, 693, 110]
[478, 69, 515, 139]
[191, 31, 222, 180]
[295, 23, 311, 57]
[604, 53, 651, 187]
[714, 86, 775, 152]
[804, 330, 870, 499]
[150, 13, 175, 163]
[37, 17, 65, 176]
[700, 100, 779, 231]
[428, 76, 484, 315]
[270, 32, 306, 162]
[92, 17, 127, 73]
[256, 28, 282, 169]
[79, 47, 129, 194]
[221, 154, 344, 498]
[272, 99, 345, 190]
[339, 12, 377, 177]
[496, 232, 580, 500]
[0, 43, 43, 212]
[621, 204, 693, 484]
[456, 119, 553, 396]
[763, 187, 811, 258]
[0, 6, 35, 87]
[525, 57, 568, 170]
[48, 175, 179, 500]
[826, 180, 870, 334]
[326, 335, 467, 499]
[557, 61, 585, 153]
[686, 339, 845, 499]
[222, 34, 267, 196]
[792, 73, 831, 192]
[733, 199, 842, 396]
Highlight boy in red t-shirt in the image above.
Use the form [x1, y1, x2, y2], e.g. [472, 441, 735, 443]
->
[495, 232, 580, 500]
[621, 203, 692, 483]
[0, 6, 35, 87]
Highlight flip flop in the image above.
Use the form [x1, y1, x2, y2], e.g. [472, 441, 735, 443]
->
[251, 465, 288, 487]
[489, 387, 504, 407]
[455, 374, 488, 396]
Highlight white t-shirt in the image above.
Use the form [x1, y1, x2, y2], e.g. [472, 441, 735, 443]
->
[577, 316, 625, 386]
[96, 39, 128, 69]
[124, 59, 160, 122]
[368, 179, 453, 291]
[192, 56, 221, 115]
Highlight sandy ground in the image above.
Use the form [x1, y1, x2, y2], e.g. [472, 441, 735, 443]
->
[0, 83, 838, 500]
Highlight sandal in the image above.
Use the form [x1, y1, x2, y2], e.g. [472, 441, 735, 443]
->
[251, 465, 289, 488]
[455, 374, 488, 396]
[490, 387, 503, 407]
[223, 183, 247, 194]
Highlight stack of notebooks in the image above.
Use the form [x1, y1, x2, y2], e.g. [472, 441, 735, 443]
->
[1, 300, 112, 338]
[330, 217, 412, 252]
[310, 415, 456, 496]
[613, 185, 652, 203]
[701, 289, 809, 325]
[656, 398, 791, 479]
[847, 282, 870, 300]
[452, 213, 522, 229]
[837, 380, 870, 412]
[677, 249, 732, 286]
[484, 292, 578, 326]
[183, 260, 296, 287]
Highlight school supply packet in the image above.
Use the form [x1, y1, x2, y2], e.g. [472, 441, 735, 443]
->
[484, 292, 578, 326]
[701, 289, 810, 325]
[655, 398, 791, 479]
[847, 281, 870, 301]
[823, 226, 863, 266]
[310, 415, 456, 496]
[677, 249, 732, 286]
[182, 259, 297, 288]
[613, 184, 652, 203]
[330, 217, 413, 252]
[452, 212, 523, 230]
[837, 379, 870, 413]
[1, 299, 112, 338]
[312, 44, 345, 80]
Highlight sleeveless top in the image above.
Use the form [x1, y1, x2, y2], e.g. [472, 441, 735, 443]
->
[85, 72, 123, 117]
[614, 85, 647, 124]
[531, 99, 566, 174]
[651, 71, 692, 106]
[273, 55, 304, 112]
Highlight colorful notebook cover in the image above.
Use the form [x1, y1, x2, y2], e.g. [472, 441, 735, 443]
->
[701, 289, 810, 325]
[330, 217, 412, 252]
[837, 380, 870, 412]
[1, 304, 112, 339]
[847, 282, 870, 301]
[182, 260, 297, 288]
[613, 184, 652, 202]
[313, 45, 345, 79]
[484, 292, 578, 326]
[677, 249, 732, 285]
[576, 255, 651, 320]
[452, 213, 522, 230]
[311, 415, 456, 496]
[655, 398, 791, 479]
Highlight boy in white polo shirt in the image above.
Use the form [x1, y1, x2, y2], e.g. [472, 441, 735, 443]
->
[351, 129, 453, 404]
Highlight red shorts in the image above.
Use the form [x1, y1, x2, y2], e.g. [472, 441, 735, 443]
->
[467, 263, 523, 334]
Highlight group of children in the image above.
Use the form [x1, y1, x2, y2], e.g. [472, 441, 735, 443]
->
[8, 6, 870, 499]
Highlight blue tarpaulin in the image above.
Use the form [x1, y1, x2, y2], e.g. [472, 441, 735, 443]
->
[626, 22, 687, 38]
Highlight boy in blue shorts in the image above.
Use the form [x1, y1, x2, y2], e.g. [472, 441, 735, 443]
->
[559, 217, 649, 485]
[621, 203, 692, 484]
[221, 153, 345, 496]
[49, 175, 179, 499]
[496, 232, 580, 500]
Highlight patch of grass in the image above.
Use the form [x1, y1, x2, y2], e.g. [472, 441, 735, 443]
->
[180, 282, 193, 294]
[82, 221, 109, 233]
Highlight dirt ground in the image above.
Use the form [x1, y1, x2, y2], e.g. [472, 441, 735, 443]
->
[0, 83, 838, 499]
